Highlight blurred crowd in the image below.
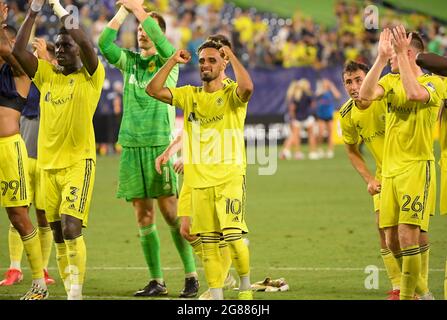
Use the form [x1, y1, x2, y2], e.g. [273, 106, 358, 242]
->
[5, 0, 447, 69]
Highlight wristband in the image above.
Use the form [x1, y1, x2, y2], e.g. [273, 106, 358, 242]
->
[115, 6, 129, 25]
[49, 0, 69, 18]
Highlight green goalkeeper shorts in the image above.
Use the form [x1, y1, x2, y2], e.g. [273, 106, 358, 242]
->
[117, 145, 178, 201]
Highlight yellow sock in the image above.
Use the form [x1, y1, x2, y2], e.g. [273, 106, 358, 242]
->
[64, 236, 87, 287]
[219, 240, 232, 281]
[55, 242, 70, 294]
[38, 226, 53, 269]
[8, 225, 23, 269]
[21, 229, 44, 280]
[223, 230, 250, 291]
[201, 233, 223, 288]
[420, 244, 430, 289]
[400, 245, 421, 300]
[381, 248, 401, 289]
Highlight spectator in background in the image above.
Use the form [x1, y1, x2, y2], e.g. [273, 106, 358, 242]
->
[280, 79, 317, 160]
[315, 78, 341, 159]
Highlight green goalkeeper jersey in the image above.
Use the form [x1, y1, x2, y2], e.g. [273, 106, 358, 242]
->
[99, 17, 178, 147]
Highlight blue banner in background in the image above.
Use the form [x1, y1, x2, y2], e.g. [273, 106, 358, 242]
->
[99, 58, 348, 117]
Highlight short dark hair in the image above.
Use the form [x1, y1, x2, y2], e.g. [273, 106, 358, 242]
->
[3, 25, 17, 38]
[342, 60, 370, 80]
[207, 34, 232, 49]
[149, 12, 166, 33]
[197, 39, 223, 55]
[408, 32, 425, 52]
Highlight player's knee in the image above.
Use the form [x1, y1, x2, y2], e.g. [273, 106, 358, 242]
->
[61, 216, 82, 240]
[6, 207, 29, 234]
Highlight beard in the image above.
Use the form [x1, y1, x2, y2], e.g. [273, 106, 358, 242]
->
[201, 71, 218, 82]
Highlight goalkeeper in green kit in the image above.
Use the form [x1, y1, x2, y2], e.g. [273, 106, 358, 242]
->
[98, 0, 198, 298]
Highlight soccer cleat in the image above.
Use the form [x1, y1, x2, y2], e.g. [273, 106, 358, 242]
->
[179, 277, 199, 298]
[223, 273, 237, 290]
[134, 280, 168, 297]
[386, 289, 400, 300]
[326, 150, 335, 159]
[20, 283, 49, 300]
[198, 289, 212, 300]
[0, 268, 23, 286]
[44, 269, 56, 285]
[238, 290, 253, 300]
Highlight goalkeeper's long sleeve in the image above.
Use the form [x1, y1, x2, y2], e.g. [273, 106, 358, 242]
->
[98, 27, 123, 65]
[141, 17, 176, 59]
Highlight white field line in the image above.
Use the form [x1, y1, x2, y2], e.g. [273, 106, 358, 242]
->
[0, 266, 444, 272]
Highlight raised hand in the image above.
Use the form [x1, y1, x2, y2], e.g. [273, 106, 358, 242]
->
[378, 28, 393, 60]
[0, 2, 8, 24]
[173, 49, 191, 64]
[116, 0, 144, 13]
[219, 45, 233, 62]
[392, 25, 411, 55]
[32, 37, 48, 58]
[30, 0, 46, 12]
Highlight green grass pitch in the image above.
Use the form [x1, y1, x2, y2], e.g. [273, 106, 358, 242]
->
[1, 145, 446, 300]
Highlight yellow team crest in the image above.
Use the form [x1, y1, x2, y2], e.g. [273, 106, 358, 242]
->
[148, 61, 156, 73]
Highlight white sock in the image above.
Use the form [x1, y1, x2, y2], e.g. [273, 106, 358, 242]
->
[10, 261, 21, 270]
[210, 288, 224, 300]
[239, 275, 251, 291]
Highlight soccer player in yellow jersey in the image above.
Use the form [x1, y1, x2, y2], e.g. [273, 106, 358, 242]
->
[147, 39, 254, 300]
[340, 61, 402, 299]
[415, 51, 447, 299]
[13, 0, 105, 300]
[360, 26, 444, 300]
[0, 0, 48, 300]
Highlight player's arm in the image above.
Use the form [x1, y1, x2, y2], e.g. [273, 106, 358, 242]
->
[98, 6, 128, 65]
[359, 29, 392, 102]
[155, 134, 183, 174]
[345, 143, 381, 196]
[118, 0, 175, 58]
[392, 25, 429, 103]
[49, 0, 98, 75]
[220, 46, 253, 102]
[11, 2, 42, 78]
[146, 49, 191, 104]
[416, 52, 447, 76]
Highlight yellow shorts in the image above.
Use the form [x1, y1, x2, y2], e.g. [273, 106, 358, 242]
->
[440, 162, 447, 215]
[44, 159, 95, 227]
[0, 134, 30, 207]
[28, 158, 45, 210]
[373, 193, 380, 213]
[190, 175, 248, 235]
[380, 161, 435, 232]
[177, 183, 192, 217]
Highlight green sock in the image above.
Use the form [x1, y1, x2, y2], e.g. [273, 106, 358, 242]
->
[169, 219, 196, 274]
[139, 224, 163, 280]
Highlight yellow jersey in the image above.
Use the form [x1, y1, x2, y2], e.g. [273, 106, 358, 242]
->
[170, 81, 248, 188]
[339, 98, 387, 179]
[440, 79, 447, 167]
[33, 59, 105, 169]
[378, 73, 445, 177]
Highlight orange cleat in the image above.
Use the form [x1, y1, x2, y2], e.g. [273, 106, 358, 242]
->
[44, 269, 56, 285]
[386, 289, 400, 300]
[0, 268, 23, 286]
